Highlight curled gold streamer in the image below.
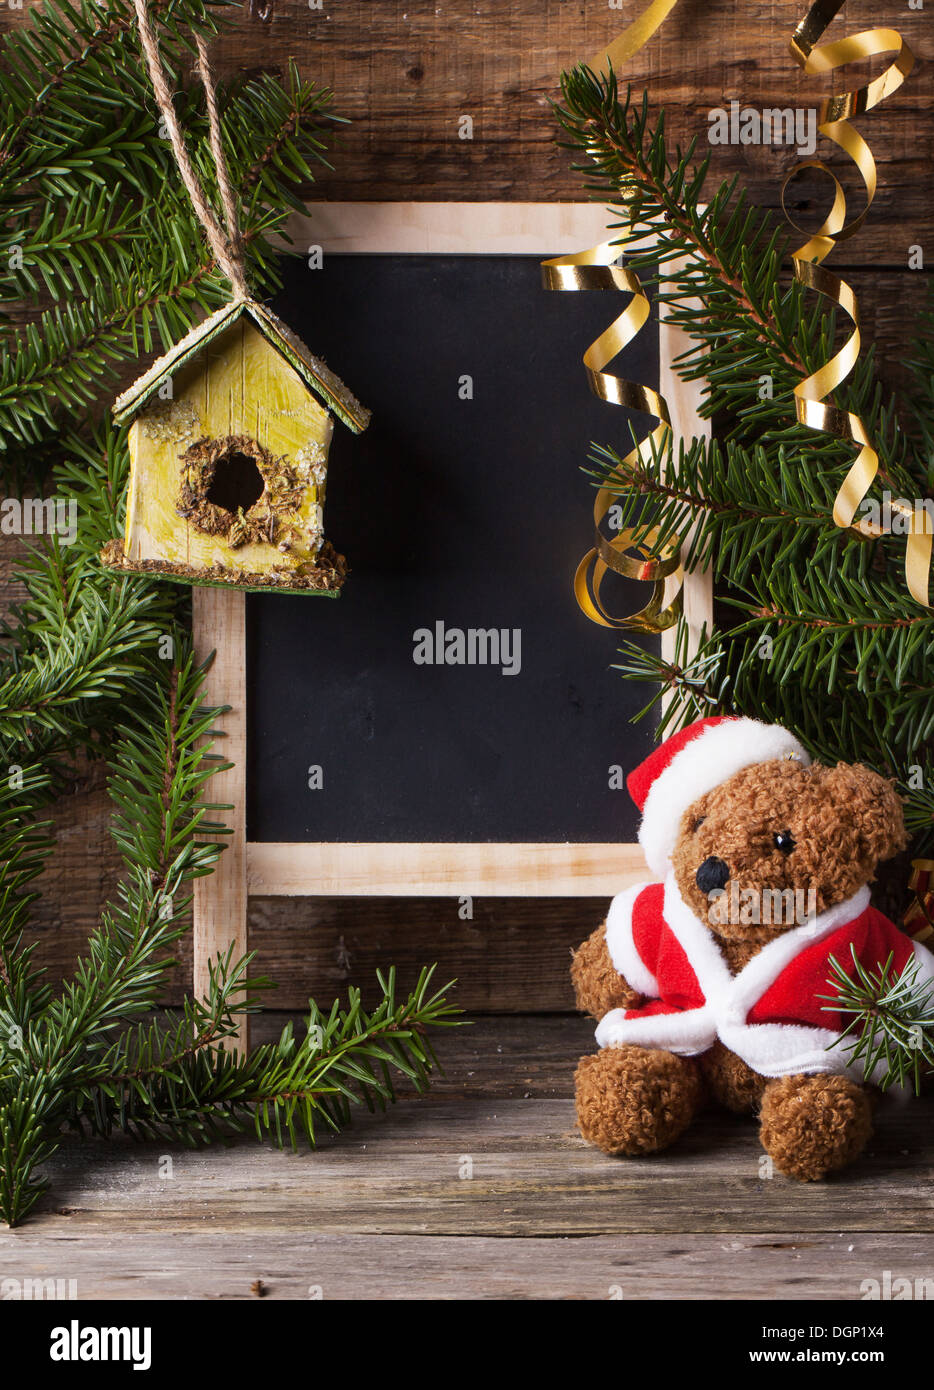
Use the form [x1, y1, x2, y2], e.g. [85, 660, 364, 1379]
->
[544, 0, 683, 633]
[542, 240, 682, 631]
[588, 0, 680, 73]
[784, 1, 929, 604]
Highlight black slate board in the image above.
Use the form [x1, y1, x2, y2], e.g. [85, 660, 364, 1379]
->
[246, 253, 659, 843]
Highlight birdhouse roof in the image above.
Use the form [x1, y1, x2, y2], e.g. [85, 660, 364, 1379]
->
[112, 297, 371, 433]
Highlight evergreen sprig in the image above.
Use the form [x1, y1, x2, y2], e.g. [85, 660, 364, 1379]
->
[612, 617, 727, 736]
[68, 965, 459, 1149]
[555, 65, 934, 858]
[821, 949, 934, 1093]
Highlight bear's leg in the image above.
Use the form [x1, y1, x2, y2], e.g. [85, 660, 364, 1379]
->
[575, 1045, 704, 1156]
[699, 1040, 766, 1114]
[759, 1074, 874, 1181]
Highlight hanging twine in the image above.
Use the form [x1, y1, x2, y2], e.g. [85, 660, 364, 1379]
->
[133, 0, 248, 299]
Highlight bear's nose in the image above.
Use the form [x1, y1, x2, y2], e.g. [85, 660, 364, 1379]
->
[696, 856, 730, 894]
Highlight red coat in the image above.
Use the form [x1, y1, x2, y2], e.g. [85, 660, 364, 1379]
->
[595, 877, 934, 1081]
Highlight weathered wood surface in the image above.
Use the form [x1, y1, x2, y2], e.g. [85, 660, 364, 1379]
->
[218, 0, 932, 271]
[6, 1228, 933, 1301]
[1, 1018, 932, 1299]
[29, 1097, 934, 1240]
[246, 895, 589, 1011]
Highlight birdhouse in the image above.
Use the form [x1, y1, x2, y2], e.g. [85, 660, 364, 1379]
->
[101, 297, 370, 593]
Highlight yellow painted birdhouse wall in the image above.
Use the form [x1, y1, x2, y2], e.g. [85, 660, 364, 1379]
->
[123, 318, 334, 577]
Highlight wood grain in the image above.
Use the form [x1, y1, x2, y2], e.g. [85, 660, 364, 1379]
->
[246, 895, 596, 1011]
[225, 0, 931, 285]
[247, 841, 650, 897]
[0, 1018, 930, 1298]
[3, 1227, 929, 1300]
[193, 587, 249, 1050]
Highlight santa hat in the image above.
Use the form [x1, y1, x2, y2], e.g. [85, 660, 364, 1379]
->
[629, 716, 810, 878]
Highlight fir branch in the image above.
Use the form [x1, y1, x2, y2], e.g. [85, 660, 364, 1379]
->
[70, 966, 462, 1149]
[0, 574, 165, 747]
[588, 431, 851, 588]
[820, 948, 934, 1094]
[0, 765, 55, 1021]
[0, 189, 141, 306]
[612, 622, 729, 735]
[0, 640, 226, 1225]
[0, 0, 226, 177]
[902, 278, 934, 475]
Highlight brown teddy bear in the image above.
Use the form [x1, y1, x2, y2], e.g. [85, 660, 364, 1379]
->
[572, 715, 933, 1180]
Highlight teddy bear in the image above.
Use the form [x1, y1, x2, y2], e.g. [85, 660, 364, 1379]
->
[571, 714, 934, 1180]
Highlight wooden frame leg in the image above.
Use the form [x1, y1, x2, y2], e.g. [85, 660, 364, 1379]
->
[192, 587, 249, 1054]
[659, 277, 713, 714]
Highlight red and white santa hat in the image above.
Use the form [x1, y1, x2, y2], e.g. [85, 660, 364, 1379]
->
[628, 716, 810, 878]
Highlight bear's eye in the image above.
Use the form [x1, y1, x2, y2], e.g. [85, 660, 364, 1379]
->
[693, 816, 706, 832]
[774, 830, 796, 855]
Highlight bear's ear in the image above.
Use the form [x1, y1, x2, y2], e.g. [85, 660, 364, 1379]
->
[824, 763, 908, 866]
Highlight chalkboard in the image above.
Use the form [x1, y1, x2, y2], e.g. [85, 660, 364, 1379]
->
[245, 251, 662, 845]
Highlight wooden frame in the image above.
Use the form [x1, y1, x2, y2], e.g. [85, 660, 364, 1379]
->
[192, 203, 712, 1042]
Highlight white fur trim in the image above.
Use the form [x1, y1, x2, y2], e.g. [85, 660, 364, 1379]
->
[604, 883, 659, 999]
[638, 719, 810, 877]
[595, 1004, 715, 1055]
[717, 1020, 854, 1079]
[594, 877, 871, 1079]
[912, 939, 934, 989]
[710, 882, 871, 1028]
[716, 883, 870, 1078]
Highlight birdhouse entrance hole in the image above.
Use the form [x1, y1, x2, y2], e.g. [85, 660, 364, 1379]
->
[177, 434, 306, 551]
[206, 450, 265, 515]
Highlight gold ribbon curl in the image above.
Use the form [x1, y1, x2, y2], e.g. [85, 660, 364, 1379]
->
[588, 0, 680, 74]
[543, 0, 683, 632]
[542, 241, 682, 631]
[784, 1, 930, 604]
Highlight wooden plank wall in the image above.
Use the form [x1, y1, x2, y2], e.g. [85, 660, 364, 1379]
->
[3, 0, 929, 1011]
